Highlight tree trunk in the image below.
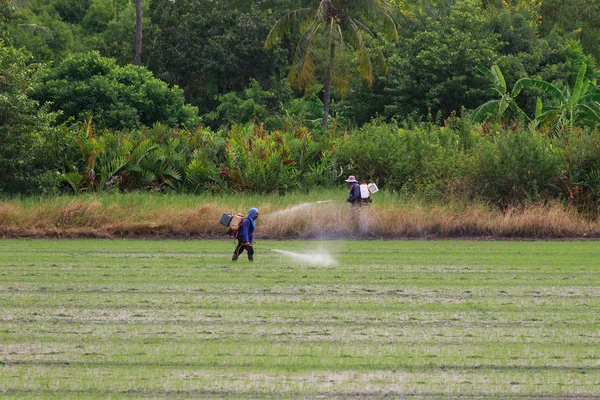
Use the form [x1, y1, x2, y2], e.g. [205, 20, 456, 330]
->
[321, 75, 331, 130]
[135, 0, 143, 65]
[320, 40, 335, 130]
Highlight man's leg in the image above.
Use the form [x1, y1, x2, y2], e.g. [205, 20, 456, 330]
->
[246, 245, 254, 261]
[232, 240, 245, 261]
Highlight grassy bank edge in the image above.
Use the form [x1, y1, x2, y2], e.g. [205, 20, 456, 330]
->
[1, 191, 598, 239]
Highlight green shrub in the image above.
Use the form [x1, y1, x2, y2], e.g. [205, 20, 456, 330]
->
[333, 122, 402, 188]
[334, 121, 468, 199]
[35, 52, 200, 130]
[558, 127, 600, 214]
[0, 41, 69, 194]
[467, 129, 561, 207]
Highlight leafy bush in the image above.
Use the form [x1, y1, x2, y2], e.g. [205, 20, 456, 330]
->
[558, 127, 600, 214]
[333, 122, 402, 188]
[466, 129, 561, 207]
[35, 51, 200, 130]
[334, 121, 469, 199]
[0, 41, 68, 194]
[205, 79, 274, 128]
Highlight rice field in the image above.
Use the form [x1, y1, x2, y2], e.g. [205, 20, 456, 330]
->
[1, 239, 599, 398]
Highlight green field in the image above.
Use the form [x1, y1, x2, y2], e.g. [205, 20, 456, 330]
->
[1, 239, 599, 398]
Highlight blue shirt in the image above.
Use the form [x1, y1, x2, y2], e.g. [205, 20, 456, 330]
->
[237, 218, 255, 243]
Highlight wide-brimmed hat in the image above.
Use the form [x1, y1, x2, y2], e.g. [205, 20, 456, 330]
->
[344, 175, 358, 183]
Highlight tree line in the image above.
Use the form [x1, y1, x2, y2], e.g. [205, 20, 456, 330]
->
[1, 0, 600, 213]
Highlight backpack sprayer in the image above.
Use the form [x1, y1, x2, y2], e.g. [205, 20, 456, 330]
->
[219, 212, 244, 238]
[360, 182, 379, 204]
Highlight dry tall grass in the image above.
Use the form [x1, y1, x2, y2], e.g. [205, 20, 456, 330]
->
[1, 196, 598, 239]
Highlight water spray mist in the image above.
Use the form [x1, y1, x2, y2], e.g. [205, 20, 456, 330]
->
[271, 249, 336, 266]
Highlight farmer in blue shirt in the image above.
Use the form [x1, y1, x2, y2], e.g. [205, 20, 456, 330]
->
[345, 175, 361, 207]
[232, 207, 259, 261]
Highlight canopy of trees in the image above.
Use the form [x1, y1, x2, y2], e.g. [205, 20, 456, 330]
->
[4, 0, 597, 125]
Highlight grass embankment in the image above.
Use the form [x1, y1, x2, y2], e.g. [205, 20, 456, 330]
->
[1, 239, 599, 398]
[0, 191, 598, 238]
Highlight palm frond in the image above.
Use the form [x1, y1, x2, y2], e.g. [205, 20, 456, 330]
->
[185, 150, 219, 193]
[380, 12, 399, 41]
[289, 21, 323, 91]
[326, 17, 343, 48]
[163, 166, 182, 181]
[317, 0, 333, 19]
[100, 156, 128, 189]
[345, 16, 375, 38]
[336, 24, 346, 52]
[137, 170, 156, 187]
[346, 18, 373, 86]
[130, 138, 156, 166]
[349, 0, 397, 30]
[62, 172, 84, 193]
[264, 8, 316, 49]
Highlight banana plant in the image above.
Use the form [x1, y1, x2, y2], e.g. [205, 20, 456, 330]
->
[472, 64, 529, 124]
[512, 63, 600, 130]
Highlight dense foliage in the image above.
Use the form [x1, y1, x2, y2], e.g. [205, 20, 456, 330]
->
[0, 42, 67, 193]
[1, 0, 600, 214]
[34, 51, 200, 130]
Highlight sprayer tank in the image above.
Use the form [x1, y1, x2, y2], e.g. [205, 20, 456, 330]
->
[360, 183, 370, 199]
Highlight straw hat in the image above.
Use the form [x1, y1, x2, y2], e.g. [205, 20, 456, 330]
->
[344, 175, 358, 183]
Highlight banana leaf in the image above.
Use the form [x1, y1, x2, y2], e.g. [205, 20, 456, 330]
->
[512, 78, 566, 104]
[472, 100, 500, 123]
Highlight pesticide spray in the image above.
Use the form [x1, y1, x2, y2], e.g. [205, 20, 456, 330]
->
[265, 200, 339, 219]
[271, 249, 336, 266]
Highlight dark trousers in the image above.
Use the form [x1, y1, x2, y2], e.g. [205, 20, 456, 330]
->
[234, 239, 254, 259]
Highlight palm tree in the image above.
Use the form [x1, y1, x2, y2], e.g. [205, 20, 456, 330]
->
[265, 0, 398, 130]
